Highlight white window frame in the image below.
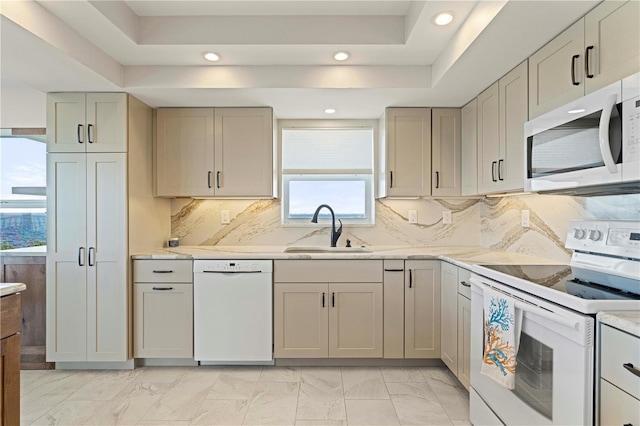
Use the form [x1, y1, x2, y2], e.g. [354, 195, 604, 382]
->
[278, 120, 378, 226]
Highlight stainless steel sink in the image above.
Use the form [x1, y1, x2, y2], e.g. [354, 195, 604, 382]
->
[284, 246, 373, 253]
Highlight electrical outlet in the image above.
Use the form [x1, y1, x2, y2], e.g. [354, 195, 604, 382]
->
[521, 210, 530, 228]
[221, 210, 230, 224]
[442, 210, 452, 225]
[408, 210, 418, 224]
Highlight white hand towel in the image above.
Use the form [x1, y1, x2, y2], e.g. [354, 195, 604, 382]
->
[480, 286, 523, 390]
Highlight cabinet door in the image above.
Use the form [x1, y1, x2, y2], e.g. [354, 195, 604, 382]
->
[528, 19, 585, 119]
[386, 108, 432, 196]
[585, 0, 640, 94]
[405, 260, 440, 359]
[461, 99, 478, 196]
[47, 93, 87, 152]
[214, 108, 273, 197]
[85, 93, 127, 153]
[457, 294, 471, 391]
[440, 262, 458, 373]
[134, 283, 193, 358]
[476, 83, 500, 194]
[155, 108, 215, 197]
[46, 153, 87, 361]
[0, 334, 20, 425]
[274, 283, 328, 358]
[432, 109, 461, 196]
[86, 153, 128, 361]
[600, 379, 640, 426]
[497, 61, 528, 192]
[329, 283, 383, 358]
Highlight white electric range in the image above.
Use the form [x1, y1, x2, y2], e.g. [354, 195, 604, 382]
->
[469, 220, 640, 426]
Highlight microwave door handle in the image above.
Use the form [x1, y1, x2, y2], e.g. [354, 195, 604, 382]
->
[599, 93, 619, 174]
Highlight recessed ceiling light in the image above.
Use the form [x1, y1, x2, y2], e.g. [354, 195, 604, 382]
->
[434, 12, 454, 26]
[568, 108, 586, 114]
[333, 51, 350, 61]
[324, 108, 336, 114]
[203, 52, 220, 62]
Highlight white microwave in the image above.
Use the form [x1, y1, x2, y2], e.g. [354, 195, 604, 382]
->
[525, 72, 640, 196]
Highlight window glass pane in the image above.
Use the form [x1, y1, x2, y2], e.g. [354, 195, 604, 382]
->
[289, 180, 366, 219]
[282, 129, 373, 171]
[0, 137, 47, 250]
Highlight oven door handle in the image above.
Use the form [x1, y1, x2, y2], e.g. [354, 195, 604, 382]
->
[514, 301, 579, 330]
[599, 93, 619, 174]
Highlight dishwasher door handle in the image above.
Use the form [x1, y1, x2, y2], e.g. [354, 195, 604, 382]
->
[201, 270, 263, 274]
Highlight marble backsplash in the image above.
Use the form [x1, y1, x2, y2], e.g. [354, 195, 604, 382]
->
[171, 193, 640, 263]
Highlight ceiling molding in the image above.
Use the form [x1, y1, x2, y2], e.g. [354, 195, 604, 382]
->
[138, 15, 406, 45]
[88, 0, 139, 43]
[124, 65, 431, 89]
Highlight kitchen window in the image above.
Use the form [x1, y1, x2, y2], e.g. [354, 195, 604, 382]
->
[280, 121, 376, 225]
[0, 130, 47, 250]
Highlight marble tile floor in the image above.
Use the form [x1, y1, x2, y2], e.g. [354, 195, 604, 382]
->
[20, 366, 470, 426]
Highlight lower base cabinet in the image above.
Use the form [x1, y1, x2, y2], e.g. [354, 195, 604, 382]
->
[133, 260, 193, 358]
[439, 262, 471, 389]
[405, 260, 441, 359]
[134, 284, 193, 358]
[274, 282, 383, 358]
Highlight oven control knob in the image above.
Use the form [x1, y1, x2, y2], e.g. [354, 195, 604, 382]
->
[573, 229, 586, 240]
[589, 230, 602, 241]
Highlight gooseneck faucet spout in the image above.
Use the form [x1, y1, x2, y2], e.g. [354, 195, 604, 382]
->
[311, 204, 343, 247]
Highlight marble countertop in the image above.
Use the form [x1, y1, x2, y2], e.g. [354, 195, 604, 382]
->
[598, 311, 640, 338]
[0, 283, 27, 297]
[0, 245, 46, 257]
[132, 245, 565, 269]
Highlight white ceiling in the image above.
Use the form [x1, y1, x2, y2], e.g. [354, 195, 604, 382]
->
[0, 0, 599, 119]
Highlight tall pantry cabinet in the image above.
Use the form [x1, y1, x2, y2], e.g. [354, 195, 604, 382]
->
[46, 93, 170, 363]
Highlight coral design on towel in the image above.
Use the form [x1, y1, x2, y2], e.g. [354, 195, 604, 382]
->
[483, 297, 517, 376]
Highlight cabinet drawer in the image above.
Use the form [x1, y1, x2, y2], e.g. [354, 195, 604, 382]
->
[134, 260, 193, 283]
[601, 324, 640, 398]
[1, 293, 20, 339]
[274, 260, 382, 283]
[457, 268, 471, 299]
[600, 378, 640, 426]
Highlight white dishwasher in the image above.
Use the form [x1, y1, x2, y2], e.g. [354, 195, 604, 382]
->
[193, 260, 273, 363]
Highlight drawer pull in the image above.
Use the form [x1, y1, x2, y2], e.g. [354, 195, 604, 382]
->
[623, 363, 640, 378]
[152, 270, 174, 273]
[384, 268, 404, 272]
[460, 281, 471, 287]
[152, 287, 173, 291]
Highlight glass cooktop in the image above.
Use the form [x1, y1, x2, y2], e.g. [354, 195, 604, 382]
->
[480, 264, 640, 301]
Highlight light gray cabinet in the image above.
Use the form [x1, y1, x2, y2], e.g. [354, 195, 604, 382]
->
[273, 260, 383, 359]
[477, 61, 528, 194]
[133, 260, 193, 359]
[155, 107, 273, 197]
[383, 108, 432, 197]
[461, 99, 478, 196]
[47, 93, 127, 153]
[405, 260, 440, 359]
[432, 108, 462, 196]
[529, 1, 640, 118]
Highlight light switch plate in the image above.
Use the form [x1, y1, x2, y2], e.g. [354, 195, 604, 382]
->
[221, 210, 230, 224]
[408, 210, 418, 223]
[442, 210, 452, 225]
[521, 210, 530, 228]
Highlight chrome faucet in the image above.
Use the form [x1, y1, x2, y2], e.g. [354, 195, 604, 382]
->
[311, 204, 342, 247]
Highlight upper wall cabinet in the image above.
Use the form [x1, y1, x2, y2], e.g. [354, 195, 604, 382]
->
[431, 108, 461, 197]
[529, 1, 639, 118]
[477, 61, 528, 194]
[47, 93, 127, 153]
[460, 99, 478, 196]
[384, 108, 432, 197]
[155, 107, 273, 197]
